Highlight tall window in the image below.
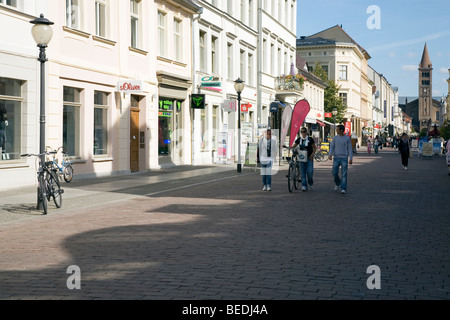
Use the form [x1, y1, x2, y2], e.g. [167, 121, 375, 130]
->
[248, 53, 253, 86]
[227, 42, 233, 79]
[0, 77, 23, 161]
[174, 19, 182, 61]
[63, 87, 81, 158]
[278, 47, 282, 75]
[94, 91, 109, 156]
[339, 65, 348, 80]
[212, 105, 219, 151]
[270, 44, 274, 74]
[130, 0, 140, 48]
[249, 0, 254, 27]
[199, 31, 207, 72]
[95, 0, 107, 38]
[158, 11, 167, 56]
[66, 0, 80, 29]
[339, 93, 347, 107]
[263, 39, 267, 72]
[240, 0, 245, 22]
[227, 0, 232, 15]
[240, 50, 245, 80]
[211, 36, 218, 74]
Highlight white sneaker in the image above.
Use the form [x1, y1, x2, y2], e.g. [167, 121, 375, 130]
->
[302, 186, 307, 192]
[263, 185, 267, 191]
[334, 185, 339, 191]
[341, 189, 346, 194]
[405, 166, 408, 171]
[267, 186, 271, 191]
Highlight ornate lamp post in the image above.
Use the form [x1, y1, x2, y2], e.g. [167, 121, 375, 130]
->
[234, 78, 244, 173]
[30, 14, 54, 164]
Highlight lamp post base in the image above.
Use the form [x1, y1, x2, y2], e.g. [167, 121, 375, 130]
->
[237, 163, 242, 173]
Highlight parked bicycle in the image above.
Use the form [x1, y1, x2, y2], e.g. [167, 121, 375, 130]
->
[21, 152, 63, 215]
[46, 146, 74, 183]
[286, 148, 301, 192]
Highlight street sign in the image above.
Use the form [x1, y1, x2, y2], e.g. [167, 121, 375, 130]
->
[191, 94, 205, 109]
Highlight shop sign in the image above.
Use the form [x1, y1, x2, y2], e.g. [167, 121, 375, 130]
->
[241, 103, 252, 113]
[270, 102, 280, 113]
[324, 112, 332, 118]
[222, 100, 237, 112]
[117, 80, 143, 93]
[200, 76, 222, 87]
[159, 99, 174, 111]
[158, 111, 172, 118]
[191, 94, 206, 109]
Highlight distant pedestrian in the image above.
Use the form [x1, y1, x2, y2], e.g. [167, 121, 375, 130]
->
[328, 124, 353, 194]
[258, 129, 277, 191]
[374, 135, 380, 154]
[367, 136, 372, 154]
[290, 127, 316, 191]
[398, 133, 410, 170]
[447, 138, 450, 176]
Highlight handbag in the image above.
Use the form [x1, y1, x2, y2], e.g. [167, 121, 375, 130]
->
[298, 149, 308, 162]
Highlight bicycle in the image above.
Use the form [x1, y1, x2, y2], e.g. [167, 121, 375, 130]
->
[286, 148, 300, 193]
[314, 148, 328, 162]
[46, 146, 74, 183]
[21, 152, 63, 215]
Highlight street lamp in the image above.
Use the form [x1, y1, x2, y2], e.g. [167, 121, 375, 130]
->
[332, 108, 337, 136]
[234, 78, 244, 173]
[30, 14, 54, 165]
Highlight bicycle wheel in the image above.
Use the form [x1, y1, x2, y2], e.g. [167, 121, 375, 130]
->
[294, 163, 300, 189]
[38, 174, 48, 215]
[287, 163, 295, 193]
[48, 170, 62, 208]
[63, 163, 73, 183]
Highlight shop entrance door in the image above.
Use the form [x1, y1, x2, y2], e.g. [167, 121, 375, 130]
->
[130, 101, 140, 172]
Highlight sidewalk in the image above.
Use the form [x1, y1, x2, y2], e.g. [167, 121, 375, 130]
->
[0, 147, 449, 300]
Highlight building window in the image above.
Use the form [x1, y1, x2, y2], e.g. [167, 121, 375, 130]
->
[227, 0, 232, 15]
[93, 91, 109, 156]
[174, 19, 182, 62]
[339, 65, 348, 80]
[66, 0, 80, 29]
[248, 53, 253, 86]
[63, 87, 81, 158]
[422, 80, 430, 86]
[322, 65, 329, 77]
[339, 93, 347, 107]
[270, 44, 274, 74]
[95, 0, 107, 38]
[212, 105, 219, 151]
[199, 31, 207, 72]
[211, 36, 218, 74]
[157, 11, 167, 57]
[249, 0, 253, 27]
[436, 111, 440, 122]
[201, 107, 207, 151]
[240, 49, 245, 80]
[131, 0, 141, 48]
[0, 0, 18, 8]
[227, 42, 233, 79]
[240, 0, 245, 23]
[0, 77, 23, 161]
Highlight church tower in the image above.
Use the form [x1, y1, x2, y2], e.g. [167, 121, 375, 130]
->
[418, 43, 432, 131]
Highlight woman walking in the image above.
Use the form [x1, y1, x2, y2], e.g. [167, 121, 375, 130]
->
[258, 129, 277, 191]
[398, 133, 410, 170]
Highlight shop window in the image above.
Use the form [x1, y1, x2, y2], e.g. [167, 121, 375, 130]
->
[94, 91, 109, 156]
[0, 77, 23, 161]
[63, 87, 82, 158]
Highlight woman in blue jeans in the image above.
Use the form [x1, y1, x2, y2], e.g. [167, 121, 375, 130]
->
[258, 129, 277, 191]
[289, 128, 316, 191]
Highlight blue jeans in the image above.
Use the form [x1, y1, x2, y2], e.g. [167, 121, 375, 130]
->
[261, 161, 272, 187]
[332, 158, 348, 191]
[299, 159, 314, 189]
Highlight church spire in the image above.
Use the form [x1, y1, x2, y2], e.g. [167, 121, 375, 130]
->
[419, 43, 432, 68]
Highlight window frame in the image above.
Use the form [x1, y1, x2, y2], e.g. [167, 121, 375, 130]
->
[93, 90, 109, 157]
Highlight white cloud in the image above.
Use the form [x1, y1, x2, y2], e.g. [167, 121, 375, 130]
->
[367, 30, 450, 52]
[439, 67, 448, 74]
[401, 65, 417, 71]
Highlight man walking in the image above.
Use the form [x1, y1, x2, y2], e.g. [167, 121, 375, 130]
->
[328, 124, 353, 194]
[398, 133, 410, 170]
[291, 128, 316, 191]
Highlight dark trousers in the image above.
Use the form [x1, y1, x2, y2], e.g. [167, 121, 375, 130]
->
[401, 152, 409, 167]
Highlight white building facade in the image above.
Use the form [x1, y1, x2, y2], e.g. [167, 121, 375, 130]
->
[0, 0, 201, 190]
[191, 0, 297, 165]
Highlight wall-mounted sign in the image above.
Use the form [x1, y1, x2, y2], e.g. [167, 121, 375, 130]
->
[270, 102, 280, 113]
[159, 99, 174, 111]
[324, 112, 332, 118]
[117, 80, 143, 93]
[222, 100, 237, 112]
[191, 94, 206, 109]
[241, 103, 252, 113]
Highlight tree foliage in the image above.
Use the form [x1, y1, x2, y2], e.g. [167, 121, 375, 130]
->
[313, 62, 345, 124]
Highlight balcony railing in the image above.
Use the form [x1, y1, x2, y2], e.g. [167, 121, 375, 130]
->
[275, 75, 305, 92]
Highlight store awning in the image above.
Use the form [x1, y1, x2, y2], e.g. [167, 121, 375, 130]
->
[322, 120, 336, 127]
[316, 120, 325, 127]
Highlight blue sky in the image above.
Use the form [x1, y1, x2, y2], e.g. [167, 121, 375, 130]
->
[297, 0, 450, 98]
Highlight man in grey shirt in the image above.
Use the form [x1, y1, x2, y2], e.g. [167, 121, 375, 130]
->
[328, 124, 353, 194]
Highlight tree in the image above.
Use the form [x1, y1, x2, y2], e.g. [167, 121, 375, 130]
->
[313, 63, 345, 124]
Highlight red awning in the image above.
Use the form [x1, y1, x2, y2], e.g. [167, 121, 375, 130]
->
[316, 120, 325, 127]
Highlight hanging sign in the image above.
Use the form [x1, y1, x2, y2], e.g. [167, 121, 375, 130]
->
[191, 94, 206, 109]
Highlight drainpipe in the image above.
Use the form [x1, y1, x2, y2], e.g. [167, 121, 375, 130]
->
[257, 0, 262, 127]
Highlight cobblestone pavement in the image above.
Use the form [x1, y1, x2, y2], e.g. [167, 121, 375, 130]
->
[0, 148, 449, 301]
